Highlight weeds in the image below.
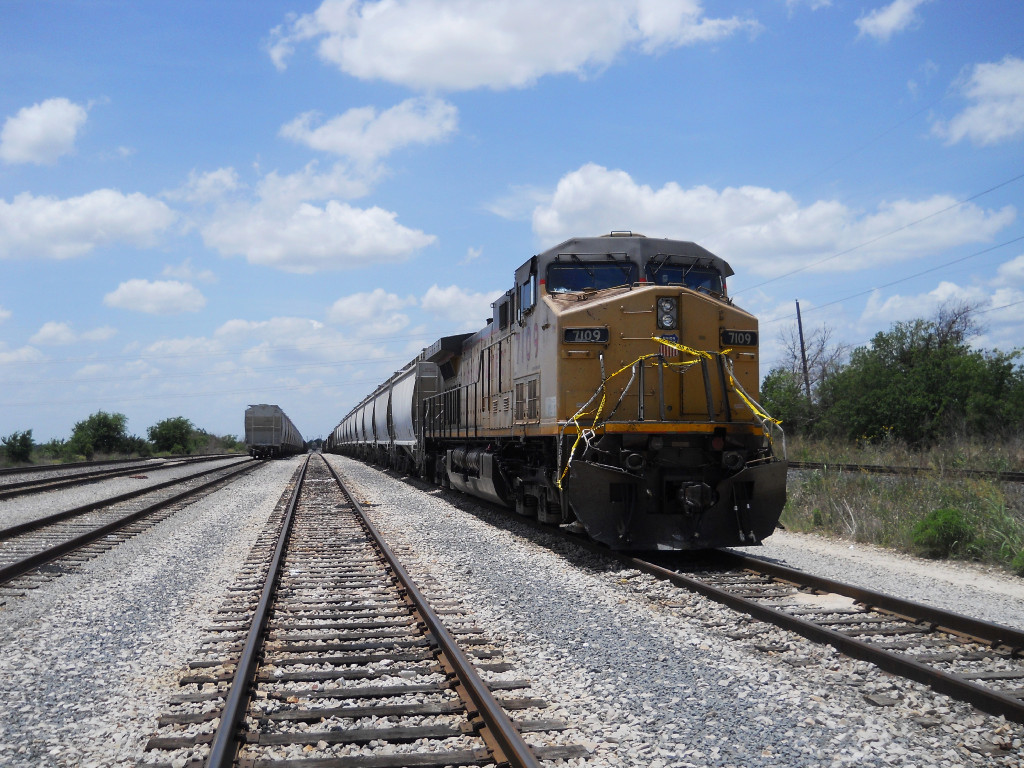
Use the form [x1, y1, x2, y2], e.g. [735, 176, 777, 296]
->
[781, 436, 1024, 574]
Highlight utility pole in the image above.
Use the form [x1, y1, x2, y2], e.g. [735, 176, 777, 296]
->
[795, 299, 812, 400]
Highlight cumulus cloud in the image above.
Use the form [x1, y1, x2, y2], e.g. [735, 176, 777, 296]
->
[0, 190, 176, 259]
[526, 163, 1016, 276]
[997, 254, 1024, 285]
[421, 284, 504, 330]
[855, 0, 932, 42]
[162, 258, 217, 283]
[103, 279, 206, 315]
[932, 56, 1024, 147]
[327, 288, 415, 324]
[0, 306, 10, 323]
[0, 97, 88, 165]
[0, 343, 44, 365]
[281, 97, 458, 165]
[268, 0, 760, 91]
[29, 321, 116, 345]
[255, 161, 373, 207]
[165, 167, 243, 204]
[203, 200, 435, 273]
[860, 281, 988, 326]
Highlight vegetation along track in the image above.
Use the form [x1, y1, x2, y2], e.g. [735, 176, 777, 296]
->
[0, 454, 238, 500]
[628, 548, 1024, 724]
[143, 453, 585, 768]
[0, 457, 256, 591]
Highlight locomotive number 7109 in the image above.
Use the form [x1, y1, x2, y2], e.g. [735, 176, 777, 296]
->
[563, 327, 609, 344]
[720, 329, 758, 346]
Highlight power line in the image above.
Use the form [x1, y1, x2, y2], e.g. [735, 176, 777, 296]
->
[734, 170, 1024, 296]
[763, 233, 1024, 325]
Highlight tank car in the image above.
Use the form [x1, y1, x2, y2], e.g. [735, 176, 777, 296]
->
[244, 404, 304, 459]
[327, 233, 787, 550]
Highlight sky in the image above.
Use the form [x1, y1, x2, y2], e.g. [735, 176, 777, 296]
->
[1, 0, 1023, 444]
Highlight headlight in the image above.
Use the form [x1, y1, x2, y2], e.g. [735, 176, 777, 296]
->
[656, 297, 677, 329]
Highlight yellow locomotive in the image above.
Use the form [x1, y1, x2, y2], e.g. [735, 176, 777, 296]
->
[327, 232, 787, 549]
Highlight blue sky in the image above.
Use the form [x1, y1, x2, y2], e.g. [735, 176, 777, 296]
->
[1, 0, 1023, 443]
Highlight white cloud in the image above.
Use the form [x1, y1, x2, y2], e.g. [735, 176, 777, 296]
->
[855, 0, 932, 42]
[0, 306, 10, 323]
[0, 190, 176, 259]
[421, 284, 503, 330]
[527, 163, 1016, 276]
[459, 246, 482, 265]
[165, 167, 242, 204]
[28, 321, 116, 345]
[932, 56, 1024, 147]
[103, 279, 206, 315]
[997, 254, 1024, 285]
[327, 288, 415, 324]
[785, 0, 832, 11]
[0, 343, 44, 365]
[281, 97, 458, 165]
[268, 0, 760, 91]
[255, 161, 373, 207]
[0, 97, 88, 165]
[162, 258, 217, 283]
[860, 281, 988, 326]
[202, 200, 435, 273]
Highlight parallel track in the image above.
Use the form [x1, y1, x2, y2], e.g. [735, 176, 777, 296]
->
[144, 454, 583, 768]
[0, 454, 238, 500]
[629, 549, 1024, 724]
[789, 460, 1024, 484]
[0, 458, 256, 588]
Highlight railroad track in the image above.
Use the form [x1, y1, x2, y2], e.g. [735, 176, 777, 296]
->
[789, 460, 1024, 484]
[0, 454, 238, 500]
[143, 454, 583, 768]
[0, 457, 256, 591]
[629, 549, 1024, 724]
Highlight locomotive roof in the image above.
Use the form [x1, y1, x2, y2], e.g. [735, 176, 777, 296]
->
[535, 233, 733, 278]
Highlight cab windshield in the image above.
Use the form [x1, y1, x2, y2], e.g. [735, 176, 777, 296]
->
[644, 263, 724, 294]
[547, 261, 638, 293]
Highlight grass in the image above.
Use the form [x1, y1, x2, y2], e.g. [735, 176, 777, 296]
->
[781, 435, 1024, 575]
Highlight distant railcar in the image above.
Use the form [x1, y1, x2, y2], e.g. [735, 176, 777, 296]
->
[326, 233, 786, 550]
[244, 404, 304, 459]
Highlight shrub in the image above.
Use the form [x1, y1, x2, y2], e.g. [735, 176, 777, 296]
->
[1013, 550, 1024, 578]
[1, 429, 33, 463]
[911, 508, 975, 559]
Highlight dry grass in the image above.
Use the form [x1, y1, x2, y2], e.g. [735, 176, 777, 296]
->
[781, 436, 1024, 573]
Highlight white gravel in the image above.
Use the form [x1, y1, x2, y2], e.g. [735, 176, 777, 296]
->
[0, 456, 249, 529]
[0, 456, 301, 767]
[326, 455, 1024, 768]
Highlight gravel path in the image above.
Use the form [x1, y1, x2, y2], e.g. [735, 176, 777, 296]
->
[327, 455, 1024, 768]
[0, 457, 300, 767]
[0, 456, 249, 529]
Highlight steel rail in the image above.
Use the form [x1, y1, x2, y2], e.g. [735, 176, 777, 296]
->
[626, 551, 1024, 724]
[789, 460, 1024, 484]
[0, 454, 237, 499]
[0, 460, 258, 586]
[322, 456, 543, 768]
[205, 455, 310, 768]
[0, 457, 253, 541]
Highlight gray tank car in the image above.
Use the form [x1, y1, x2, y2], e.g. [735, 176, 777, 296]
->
[244, 404, 304, 459]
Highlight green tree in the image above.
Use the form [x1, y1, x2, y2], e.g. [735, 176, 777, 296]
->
[1, 429, 33, 463]
[815, 305, 1024, 444]
[148, 416, 195, 454]
[760, 368, 813, 433]
[69, 411, 130, 456]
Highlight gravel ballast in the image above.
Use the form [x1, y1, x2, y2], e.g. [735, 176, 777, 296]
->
[0, 457, 301, 767]
[326, 455, 1024, 767]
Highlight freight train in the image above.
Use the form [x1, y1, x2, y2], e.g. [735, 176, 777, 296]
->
[244, 404, 304, 459]
[326, 233, 787, 549]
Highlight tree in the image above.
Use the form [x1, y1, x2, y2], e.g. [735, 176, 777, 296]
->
[1, 429, 33, 463]
[148, 417, 195, 454]
[814, 303, 1024, 444]
[760, 368, 813, 433]
[69, 411, 130, 456]
[777, 323, 849, 399]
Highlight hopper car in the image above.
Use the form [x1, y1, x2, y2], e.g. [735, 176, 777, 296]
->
[244, 404, 304, 459]
[326, 233, 787, 550]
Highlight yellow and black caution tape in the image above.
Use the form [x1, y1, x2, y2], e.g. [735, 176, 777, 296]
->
[556, 337, 783, 489]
